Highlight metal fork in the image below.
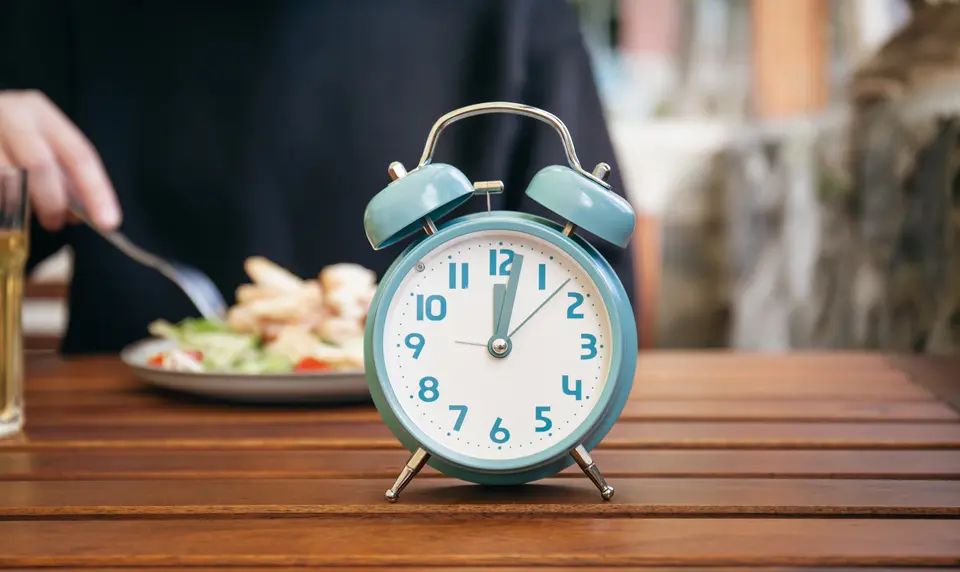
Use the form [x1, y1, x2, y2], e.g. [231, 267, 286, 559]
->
[68, 197, 228, 321]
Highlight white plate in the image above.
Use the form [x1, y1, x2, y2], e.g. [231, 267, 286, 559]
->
[120, 338, 370, 404]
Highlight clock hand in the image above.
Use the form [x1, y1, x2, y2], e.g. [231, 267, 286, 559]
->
[454, 340, 487, 347]
[507, 278, 571, 338]
[492, 284, 506, 334]
[494, 254, 524, 340]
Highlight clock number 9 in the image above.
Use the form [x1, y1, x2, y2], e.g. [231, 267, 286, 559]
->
[418, 376, 439, 402]
[404, 333, 425, 359]
[490, 417, 511, 444]
[416, 294, 446, 321]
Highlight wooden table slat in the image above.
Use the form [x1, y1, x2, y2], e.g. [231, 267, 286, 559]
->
[2, 449, 958, 480]
[0, 477, 957, 517]
[1, 519, 958, 567]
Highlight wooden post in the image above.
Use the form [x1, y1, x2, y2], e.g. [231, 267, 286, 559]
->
[752, 0, 830, 117]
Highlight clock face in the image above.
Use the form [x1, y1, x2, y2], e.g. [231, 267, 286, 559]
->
[380, 229, 613, 464]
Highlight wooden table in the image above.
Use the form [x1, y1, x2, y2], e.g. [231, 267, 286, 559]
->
[2, 352, 959, 569]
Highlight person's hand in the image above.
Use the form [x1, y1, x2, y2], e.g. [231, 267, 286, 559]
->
[0, 90, 121, 231]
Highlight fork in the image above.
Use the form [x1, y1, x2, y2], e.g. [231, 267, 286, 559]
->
[68, 197, 228, 322]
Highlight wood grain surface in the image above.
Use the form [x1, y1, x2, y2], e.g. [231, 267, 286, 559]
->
[2, 351, 958, 569]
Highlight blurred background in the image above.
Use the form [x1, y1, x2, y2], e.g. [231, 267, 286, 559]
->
[24, 0, 960, 355]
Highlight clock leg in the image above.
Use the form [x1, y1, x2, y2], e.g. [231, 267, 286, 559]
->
[385, 447, 431, 503]
[571, 445, 615, 501]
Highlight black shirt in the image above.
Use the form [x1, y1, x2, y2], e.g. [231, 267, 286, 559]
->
[1, 0, 636, 354]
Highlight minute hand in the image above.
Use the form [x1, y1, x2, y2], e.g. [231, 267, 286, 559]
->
[508, 278, 571, 338]
[494, 254, 524, 339]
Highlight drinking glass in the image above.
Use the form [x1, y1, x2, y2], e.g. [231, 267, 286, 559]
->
[0, 167, 28, 438]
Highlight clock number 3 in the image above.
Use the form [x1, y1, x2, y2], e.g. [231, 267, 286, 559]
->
[580, 334, 598, 360]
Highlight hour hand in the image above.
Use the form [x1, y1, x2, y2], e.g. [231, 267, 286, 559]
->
[493, 284, 506, 334]
[494, 254, 524, 339]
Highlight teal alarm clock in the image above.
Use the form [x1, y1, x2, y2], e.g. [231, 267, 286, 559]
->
[362, 102, 637, 502]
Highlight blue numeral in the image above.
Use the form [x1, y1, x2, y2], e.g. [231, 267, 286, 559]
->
[535, 406, 552, 432]
[562, 375, 583, 400]
[567, 292, 584, 318]
[418, 376, 439, 402]
[538, 263, 546, 290]
[449, 405, 468, 431]
[580, 333, 598, 359]
[489, 249, 515, 276]
[404, 333, 425, 359]
[490, 417, 511, 443]
[416, 294, 447, 321]
[448, 262, 469, 289]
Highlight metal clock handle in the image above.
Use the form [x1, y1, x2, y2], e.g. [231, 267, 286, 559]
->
[416, 101, 612, 190]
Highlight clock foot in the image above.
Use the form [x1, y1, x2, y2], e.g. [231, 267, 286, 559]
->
[385, 447, 430, 502]
[571, 445, 614, 501]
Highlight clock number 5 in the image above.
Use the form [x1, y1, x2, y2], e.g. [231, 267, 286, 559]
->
[449, 405, 468, 431]
[580, 333, 598, 360]
[535, 406, 553, 432]
[490, 417, 511, 444]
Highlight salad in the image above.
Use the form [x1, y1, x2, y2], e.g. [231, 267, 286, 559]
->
[144, 257, 376, 374]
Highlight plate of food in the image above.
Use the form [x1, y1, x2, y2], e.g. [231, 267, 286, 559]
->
[120, 257, 376, 403]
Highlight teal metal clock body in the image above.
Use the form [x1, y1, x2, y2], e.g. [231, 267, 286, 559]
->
[362, 103, 638, 502]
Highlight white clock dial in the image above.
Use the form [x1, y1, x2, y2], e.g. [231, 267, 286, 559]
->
[381, 229, 613, 462]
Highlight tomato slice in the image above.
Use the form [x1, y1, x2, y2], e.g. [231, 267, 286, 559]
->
[184, 350, 203, 362]
[147, 353, 167, 366]
[295, 357, 331, 372]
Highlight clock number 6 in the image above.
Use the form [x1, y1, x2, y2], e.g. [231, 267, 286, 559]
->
[490, 417, 511, 444]
[535, 406, 553, 432]
[418, 376, 439, 402]
[404, 333, 425, 359]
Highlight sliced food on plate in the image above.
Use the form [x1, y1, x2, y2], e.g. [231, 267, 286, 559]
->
[145, 257, 377, 374]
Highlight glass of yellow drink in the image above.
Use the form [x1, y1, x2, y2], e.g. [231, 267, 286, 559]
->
[0, 167, 28, 438]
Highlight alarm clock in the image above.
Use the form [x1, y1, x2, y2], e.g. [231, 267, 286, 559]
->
[362, 102, 637, 502]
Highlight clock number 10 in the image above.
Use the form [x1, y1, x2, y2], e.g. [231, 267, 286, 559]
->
[416, 294, 446, 321]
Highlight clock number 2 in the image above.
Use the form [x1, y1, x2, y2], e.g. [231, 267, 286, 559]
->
[567, 292, 585, 319]
[490, 417, 511, 444]
[449, 405, 468, 431]
[416, 294, 446, 321]
[488, 248, 515, 276]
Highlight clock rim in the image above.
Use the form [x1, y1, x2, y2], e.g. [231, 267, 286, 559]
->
[364, 212, 636, 484]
